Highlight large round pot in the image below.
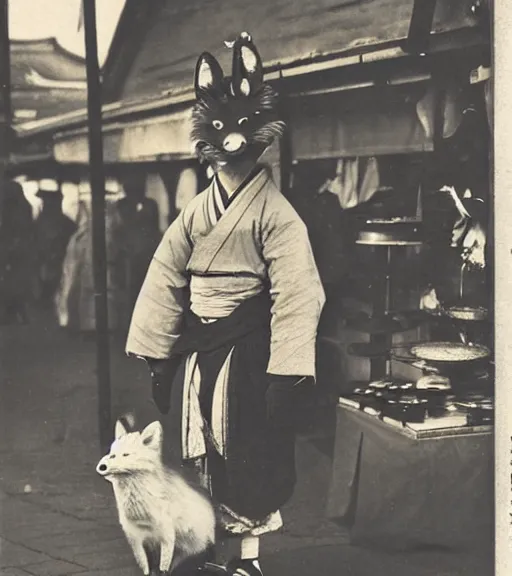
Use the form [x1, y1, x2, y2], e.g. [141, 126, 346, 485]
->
[410, 341, 490, 374]
[391, 341, 492, 384]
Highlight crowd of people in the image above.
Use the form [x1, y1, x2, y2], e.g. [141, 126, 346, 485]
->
[0, 174, 161, 335]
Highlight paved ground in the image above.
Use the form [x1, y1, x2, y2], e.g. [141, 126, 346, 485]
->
[0, 309, 494, 575]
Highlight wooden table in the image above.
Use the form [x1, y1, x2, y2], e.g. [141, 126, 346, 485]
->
[326, 397, 493, 551]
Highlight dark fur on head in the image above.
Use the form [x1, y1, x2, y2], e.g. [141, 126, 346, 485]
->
[191, 33, 285, 170]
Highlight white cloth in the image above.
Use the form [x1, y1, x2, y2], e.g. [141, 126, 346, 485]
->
[321, 157, 380, 210]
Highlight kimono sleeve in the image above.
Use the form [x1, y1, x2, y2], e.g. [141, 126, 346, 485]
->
[261, 194, 326, 378]
[125, 209, 192, 360]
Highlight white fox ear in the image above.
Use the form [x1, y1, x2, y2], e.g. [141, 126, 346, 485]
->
[231, 34, 263, 98]
[195, 52, 224, 98]
[141, 421, 163, 450]
[115, 419, 128, 440]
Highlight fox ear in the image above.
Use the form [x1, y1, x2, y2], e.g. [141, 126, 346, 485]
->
[115, 419, 128, 440]
[195, 52, 224, 98]
[231, 34, 263, 97]
[141, 421, 163, 450]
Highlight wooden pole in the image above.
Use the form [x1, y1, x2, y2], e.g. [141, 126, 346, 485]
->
[0, 0, 11, 224]
[404, 0, 437, 55]
[82, 0, 111, 451]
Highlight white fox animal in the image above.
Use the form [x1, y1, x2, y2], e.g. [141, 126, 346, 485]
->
[96, 419, 216, 575]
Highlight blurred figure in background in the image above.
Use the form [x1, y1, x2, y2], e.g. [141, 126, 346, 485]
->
[54, 182, 81, 330]
[55, 179, 124, 336]
[174, 166, 198, 217]
[34, 179, 76, 307]
[117, 169, 161, 319]
[0, 179, 35, 324]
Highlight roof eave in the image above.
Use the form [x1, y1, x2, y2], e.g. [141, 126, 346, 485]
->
[13, 26, 489, 140]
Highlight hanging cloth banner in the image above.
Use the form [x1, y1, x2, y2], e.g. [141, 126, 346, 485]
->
[290, 82, 433, 159]
[320, 157, 380, 210]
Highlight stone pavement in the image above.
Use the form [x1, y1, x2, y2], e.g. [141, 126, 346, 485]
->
[0, 310, 494, 575]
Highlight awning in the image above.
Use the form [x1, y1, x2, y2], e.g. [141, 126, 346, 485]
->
[53, 108, 194, 164]
[13, 0, 487, 143]
[12, 0, 487, 164]
[119, 0, 482, 102]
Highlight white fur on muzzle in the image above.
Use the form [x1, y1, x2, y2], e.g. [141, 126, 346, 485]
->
[222, 133, 247, 153]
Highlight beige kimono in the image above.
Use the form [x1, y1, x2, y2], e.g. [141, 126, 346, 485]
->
[126, 166, 325, 531]
[126, 166, 325, 377]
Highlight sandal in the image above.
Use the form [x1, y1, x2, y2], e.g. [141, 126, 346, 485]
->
[225, 558, 263, 576]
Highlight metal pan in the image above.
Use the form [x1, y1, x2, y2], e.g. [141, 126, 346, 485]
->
[409, 341, 491, 376]
[391, 341, 491, 376]
[410, 341, 490, 363]
[426, 306, 488, 323]
[443, 306, 488, 322]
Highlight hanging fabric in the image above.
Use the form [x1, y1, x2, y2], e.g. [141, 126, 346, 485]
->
[61, 182, 80, 223]
[320, 156, 380, 210]
[145, 173, 171, 233]
[415, 82, 464, 141]
[175, 167, 199, 215]
[290, 83, 432, 159]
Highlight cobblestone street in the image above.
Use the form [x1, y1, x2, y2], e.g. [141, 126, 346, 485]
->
[0, 311, 493, 575]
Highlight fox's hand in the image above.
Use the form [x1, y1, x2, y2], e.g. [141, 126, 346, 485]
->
[265, 374, 313, 430]
[147, 358, 181, 414]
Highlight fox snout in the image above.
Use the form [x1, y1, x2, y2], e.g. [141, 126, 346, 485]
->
[223, 133, 246, 153]
[96, 456, 111, 477]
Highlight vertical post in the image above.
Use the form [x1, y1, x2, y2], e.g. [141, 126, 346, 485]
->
[0, 0, 11, 225]
[404, 0, 437, 55]
[82, 0, 111, 451]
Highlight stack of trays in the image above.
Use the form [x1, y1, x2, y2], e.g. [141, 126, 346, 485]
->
[350, 376, 453, 424]
[455, 398, 494, 426]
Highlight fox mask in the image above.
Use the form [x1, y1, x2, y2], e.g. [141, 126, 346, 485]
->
[191, 32, 285, 170]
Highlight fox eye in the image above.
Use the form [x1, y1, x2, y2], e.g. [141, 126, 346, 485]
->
[122, 453, 129, 457]
[254, 111, 261, 116]
[238, 117, 248, 126]
[212, 120, 224, 130]
[109, 454, 116, 459]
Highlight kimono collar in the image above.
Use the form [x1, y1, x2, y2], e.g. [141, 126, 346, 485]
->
[189, 167, 270, 273]
[215, 164, 266, 201]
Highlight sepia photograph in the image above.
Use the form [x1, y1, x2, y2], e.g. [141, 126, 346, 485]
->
[0, 1, 501, 575]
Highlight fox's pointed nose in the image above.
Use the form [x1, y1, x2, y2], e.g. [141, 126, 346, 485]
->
[96, 459, 108, 475]
[223, 133, 247, 153]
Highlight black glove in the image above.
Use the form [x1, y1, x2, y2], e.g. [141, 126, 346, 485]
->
[147, 357, 181, 415]
[265, 374, 311, 429]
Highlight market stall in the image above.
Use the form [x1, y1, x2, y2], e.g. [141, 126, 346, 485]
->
[314, 68, 493, 547]
[275, 4, 493, 549]
[7, 0, 493, 551]
[326, 396, 493, 551]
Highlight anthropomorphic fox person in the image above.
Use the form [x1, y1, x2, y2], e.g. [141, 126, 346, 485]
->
[96, 419, 216, 575]
[126, 32, 325, 575]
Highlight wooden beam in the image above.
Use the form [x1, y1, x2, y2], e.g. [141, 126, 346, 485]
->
[404, 0, 438, 55]
[82, 0, 112, 452]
